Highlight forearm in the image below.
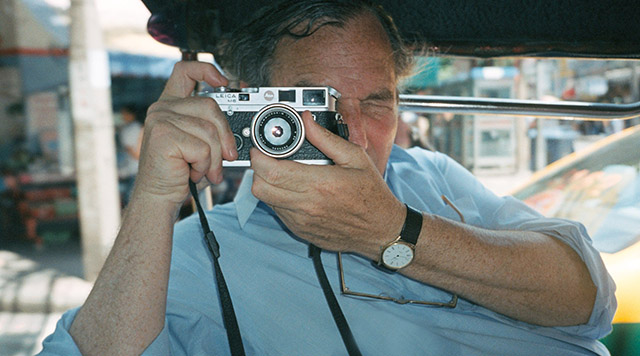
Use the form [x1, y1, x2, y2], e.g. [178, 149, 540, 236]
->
[64, 61, 234, 355]
[404, 214, 596, 326]
[69, 192, 176, 355]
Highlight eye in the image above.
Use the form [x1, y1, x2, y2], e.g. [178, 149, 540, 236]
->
[361, 100, 395, 119]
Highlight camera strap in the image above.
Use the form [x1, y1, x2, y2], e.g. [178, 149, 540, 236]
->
[307, 114, 363, 355]
[187, 115, 348, 355]
[189, 179, 246, 356]
[309, 244, 363, 356]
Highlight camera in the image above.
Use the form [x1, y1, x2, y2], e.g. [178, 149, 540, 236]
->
[199, 86, 346, 167]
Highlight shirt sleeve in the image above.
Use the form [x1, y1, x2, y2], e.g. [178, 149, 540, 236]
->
[37, 307, 171, 356]
[36, 308, 83, 356]
[37, 214, 230, 356]
[431, 150, 617, 340]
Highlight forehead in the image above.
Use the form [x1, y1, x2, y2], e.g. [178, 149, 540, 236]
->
[269, 13, 397, 93]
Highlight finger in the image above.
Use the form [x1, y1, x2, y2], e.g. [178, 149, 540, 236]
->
[167, 117, 225, 184]
[143, 112, 224, 184]
[302, 111, 366, 168]
[195, 178, 213, 191]
[250, 169, 305, 210]
[250, 148, 315, 191]
[148, 97, 237, 160]
[160, 61, 228, 99]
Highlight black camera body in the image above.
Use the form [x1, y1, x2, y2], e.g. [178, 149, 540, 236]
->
[199, 87, 344, 167]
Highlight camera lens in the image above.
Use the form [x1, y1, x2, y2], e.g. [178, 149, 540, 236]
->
[263, 117, 292, 146]
[251, 104, 304, 158]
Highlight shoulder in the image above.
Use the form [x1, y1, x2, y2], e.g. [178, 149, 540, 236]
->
[172, 202, 239, 249]
[167, 202, 240, 298]
[387, 145, 467, 179]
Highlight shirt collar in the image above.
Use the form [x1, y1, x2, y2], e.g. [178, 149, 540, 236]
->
[233, 169, 260, 229]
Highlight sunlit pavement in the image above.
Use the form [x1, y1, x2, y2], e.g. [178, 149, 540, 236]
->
[0, 246, 91, 355]
[0, 312, 63, 356]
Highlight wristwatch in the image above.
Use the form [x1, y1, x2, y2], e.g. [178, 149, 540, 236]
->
[378, 204, 423, 271]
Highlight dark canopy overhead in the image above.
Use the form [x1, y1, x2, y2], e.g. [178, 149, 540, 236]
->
[141, 0, 640, 59]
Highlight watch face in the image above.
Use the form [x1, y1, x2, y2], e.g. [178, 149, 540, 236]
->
[382, 243, 414, 269]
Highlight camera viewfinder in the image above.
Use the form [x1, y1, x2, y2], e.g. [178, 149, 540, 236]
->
[239, 93, 250, 101]
[303, 89, 326, 106]
[278, 90, 296, 102]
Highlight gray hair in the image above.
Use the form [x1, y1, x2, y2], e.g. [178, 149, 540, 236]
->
[216, 0, 413, 87]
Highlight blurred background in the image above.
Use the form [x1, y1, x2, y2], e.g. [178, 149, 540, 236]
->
[1, 0, 639, 355]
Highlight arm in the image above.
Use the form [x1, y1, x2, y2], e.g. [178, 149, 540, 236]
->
[68, 61, 235, 355]
[250, 112, 597, 327]
[402, 213, 596, 326]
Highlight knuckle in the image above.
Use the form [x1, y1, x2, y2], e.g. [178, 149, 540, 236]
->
[264, 167, 283, 184]
[201, 96, 220, 110]
[250, 181, 264, 198]
[144, 108, 165, 126]
[199, 118, 218, 137]
[201, 97, 224, 118]
[197, 141, 212, 156]
[143, 112, 161, 129]
[174, 60, 189, 72]
[146, 101, 165, 115]
[145, 115, 173, 139]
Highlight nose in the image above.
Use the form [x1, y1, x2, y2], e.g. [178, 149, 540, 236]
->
[338, 101, 368, 149]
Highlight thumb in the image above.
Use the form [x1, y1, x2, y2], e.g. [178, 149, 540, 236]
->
[302, 111, 366, 168]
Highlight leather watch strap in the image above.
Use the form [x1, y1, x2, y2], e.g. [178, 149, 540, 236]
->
[400, 204, 423, 246]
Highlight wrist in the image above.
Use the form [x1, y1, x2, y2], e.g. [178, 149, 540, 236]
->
[358, 201, 402, 258]
[127, 185, 184, 223]
[377, 204, 423, 271]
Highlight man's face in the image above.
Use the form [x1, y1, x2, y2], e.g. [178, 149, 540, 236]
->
[269, 13, 399, 174]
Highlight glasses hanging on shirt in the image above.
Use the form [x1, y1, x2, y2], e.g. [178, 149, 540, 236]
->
[337, 195, 464, 308]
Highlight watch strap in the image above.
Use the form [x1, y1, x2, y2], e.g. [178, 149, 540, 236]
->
[375, 204, 423, 273]
[400, 204, 423, 246]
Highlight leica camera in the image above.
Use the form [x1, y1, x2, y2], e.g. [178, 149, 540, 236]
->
[199, 86, 346, 167]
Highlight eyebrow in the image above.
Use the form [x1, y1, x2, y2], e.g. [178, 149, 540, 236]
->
[293, 80, 396, 102]
[363, 88, 396, 102]
[293, 80, 319, 87]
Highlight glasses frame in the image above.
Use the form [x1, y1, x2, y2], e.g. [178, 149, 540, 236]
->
[337, 195, 465, 308]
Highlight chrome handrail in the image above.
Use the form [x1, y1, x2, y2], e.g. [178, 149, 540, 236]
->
[398, 95, 640, 121]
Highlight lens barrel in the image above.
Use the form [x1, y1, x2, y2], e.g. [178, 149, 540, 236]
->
[251, 104, 305, 158]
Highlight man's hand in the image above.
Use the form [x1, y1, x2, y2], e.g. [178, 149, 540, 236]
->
[251, 111, 405, 258]
[69, 61, 236, 355]
[134, 61, 237, 216]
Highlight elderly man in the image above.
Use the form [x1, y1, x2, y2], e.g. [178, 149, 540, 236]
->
[40, 1, 615, 355]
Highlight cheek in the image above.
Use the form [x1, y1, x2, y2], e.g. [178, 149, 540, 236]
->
[367, 115, 397, 152]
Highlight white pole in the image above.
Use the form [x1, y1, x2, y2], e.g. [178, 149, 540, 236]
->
[535, 61, 549, 171]
[69, 0, 121, 281]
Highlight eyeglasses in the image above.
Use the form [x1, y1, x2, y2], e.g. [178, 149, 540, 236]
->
[338, 195, 464, 308]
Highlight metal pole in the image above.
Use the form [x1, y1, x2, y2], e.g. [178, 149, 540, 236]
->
[398, 95, 640, 121]
[69, 0, 121, 281]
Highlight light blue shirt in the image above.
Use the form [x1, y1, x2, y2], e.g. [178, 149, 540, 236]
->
[40, 146, 616, 355]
